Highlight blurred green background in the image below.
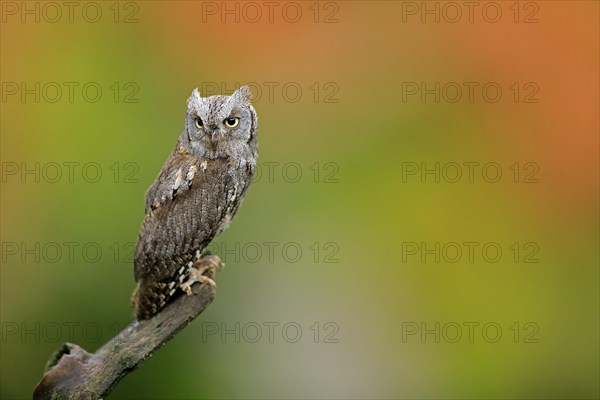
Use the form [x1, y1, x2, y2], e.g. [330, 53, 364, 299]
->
[1, 1, 598, 399]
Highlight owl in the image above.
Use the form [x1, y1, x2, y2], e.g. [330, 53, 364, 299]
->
[132, 86, 258, 320]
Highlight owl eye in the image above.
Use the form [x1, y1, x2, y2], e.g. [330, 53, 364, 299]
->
[195, 118, 203, 128]
[224, 117, 239, 128]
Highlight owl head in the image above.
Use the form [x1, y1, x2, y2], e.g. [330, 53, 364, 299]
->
[181, 86, 258, 159]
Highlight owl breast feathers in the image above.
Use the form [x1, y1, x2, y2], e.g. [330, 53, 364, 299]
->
[132, 86, 258, 319]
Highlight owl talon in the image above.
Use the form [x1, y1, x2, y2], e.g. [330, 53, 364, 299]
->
[180, 281, 193, 295]
[196, 254, 224, 272]
[180, 271, 217, 294]
[179, 254, 223, 295]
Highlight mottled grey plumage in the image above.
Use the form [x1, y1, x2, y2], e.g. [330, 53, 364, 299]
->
[133, 86, 258, 319]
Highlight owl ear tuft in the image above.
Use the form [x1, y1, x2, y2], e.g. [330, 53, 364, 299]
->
[187, 88, 202, 109]
[233, 85, 252, 103]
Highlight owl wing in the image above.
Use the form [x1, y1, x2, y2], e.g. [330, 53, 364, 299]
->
[144, 150, 199, 213]
[134, 152, 233, 284]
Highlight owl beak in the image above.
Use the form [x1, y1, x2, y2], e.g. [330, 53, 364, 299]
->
[206, 124, 219, 140]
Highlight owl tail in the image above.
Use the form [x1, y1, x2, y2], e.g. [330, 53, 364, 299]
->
[132, 280, 168, 320]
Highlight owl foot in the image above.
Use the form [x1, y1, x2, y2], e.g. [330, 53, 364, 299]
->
[180, 254, 224, 295]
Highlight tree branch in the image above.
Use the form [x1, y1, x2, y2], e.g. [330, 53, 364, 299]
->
[33, 280, 216, 400]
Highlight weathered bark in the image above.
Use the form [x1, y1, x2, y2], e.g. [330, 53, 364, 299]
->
[33, 280, 216, 400]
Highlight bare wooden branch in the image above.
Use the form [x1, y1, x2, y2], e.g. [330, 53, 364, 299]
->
[33, 280, 216, 400]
